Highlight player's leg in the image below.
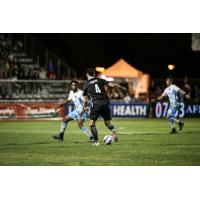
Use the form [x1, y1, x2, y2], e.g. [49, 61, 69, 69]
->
[170, 105, 184, 131]
[174, 118, 184, 131]
[89, 104, 100, 146]
[167, 107, 177, 134]
[89, 119, 99, 146]
[53, 115, 73, 141]
[101, 103, 118, 142]
[104, 120, 118, 142]
[77, 113, 94, 141]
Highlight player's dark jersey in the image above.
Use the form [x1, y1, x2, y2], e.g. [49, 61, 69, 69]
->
[83, 77, 109, 104]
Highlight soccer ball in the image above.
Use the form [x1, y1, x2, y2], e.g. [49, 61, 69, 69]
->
[103, 135, 113, 145]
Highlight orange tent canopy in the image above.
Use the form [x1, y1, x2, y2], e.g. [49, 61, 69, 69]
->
[101, 59, 143, 78]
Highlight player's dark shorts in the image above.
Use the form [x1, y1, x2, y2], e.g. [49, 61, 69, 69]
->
[90, 100, 111, 121]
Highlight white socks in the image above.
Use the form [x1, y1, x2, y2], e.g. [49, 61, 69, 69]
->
[81, 127, 92, 138]
[174, 118, 180, 124]
[60, 122, 68, 134]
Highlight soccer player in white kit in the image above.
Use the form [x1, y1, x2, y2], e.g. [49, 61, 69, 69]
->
[53, 80, 94, 141]
[152, 77, 190, 134]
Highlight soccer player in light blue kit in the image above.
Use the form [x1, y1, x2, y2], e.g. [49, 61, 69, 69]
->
[152, 77, 190, 134]
[53, 80, 94, 141]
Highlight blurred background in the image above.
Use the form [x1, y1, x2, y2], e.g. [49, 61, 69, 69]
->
[0, 33, 200, 119]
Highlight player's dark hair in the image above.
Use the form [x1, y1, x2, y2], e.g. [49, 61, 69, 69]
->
[70, 80, 78, 85]
[167, 77, 173, 82]
[87, 68, 95, 76]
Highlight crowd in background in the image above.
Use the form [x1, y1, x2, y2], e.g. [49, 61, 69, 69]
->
[106, 87, 133, 103]
[0, 35, 57, 81]
[0, 36, 56, 98]
[1, 35, 200, 102]
[108, 77, 200, 102]
[0, 36, 134, 101]
[149, 77, 200, 102]
[0, 36, 24, 80]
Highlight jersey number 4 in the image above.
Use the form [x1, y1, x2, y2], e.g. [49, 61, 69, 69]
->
[95, 84, 101, 93]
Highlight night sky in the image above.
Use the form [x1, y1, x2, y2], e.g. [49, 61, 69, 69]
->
[31, 33, 200, 78]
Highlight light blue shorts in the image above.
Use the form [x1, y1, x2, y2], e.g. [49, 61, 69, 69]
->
[167, 105, 179, 119]
[68, 110, 87, 121]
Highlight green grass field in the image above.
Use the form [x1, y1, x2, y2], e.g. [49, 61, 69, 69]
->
[0, 119, 200, 166]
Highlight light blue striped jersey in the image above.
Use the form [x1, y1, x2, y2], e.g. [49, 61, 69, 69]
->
[162, 84, 180, 106]
[68, 89, 84, 112]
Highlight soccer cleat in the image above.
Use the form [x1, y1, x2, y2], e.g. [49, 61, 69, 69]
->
[169, 128, 177, 134]
[52, 133, 64, 141]
[89, 136, 95, 142]
[178, 122, 184, 131]
[92, 141, 100, 146]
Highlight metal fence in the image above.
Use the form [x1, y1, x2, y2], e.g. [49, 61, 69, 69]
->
[0, 80, 85, 102]
[18, 34, 77, 79]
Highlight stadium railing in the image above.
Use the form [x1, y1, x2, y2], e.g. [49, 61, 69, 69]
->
[0, 79, 85, 102]
[24, 34, 77, 79]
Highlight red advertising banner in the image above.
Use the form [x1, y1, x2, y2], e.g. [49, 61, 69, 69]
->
[0, 102, 64, 120]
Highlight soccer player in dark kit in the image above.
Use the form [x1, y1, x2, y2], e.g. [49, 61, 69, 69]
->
[83, 68, 126, 146]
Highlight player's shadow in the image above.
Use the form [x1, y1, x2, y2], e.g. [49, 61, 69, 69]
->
[0, 141, 53, 147]
[121, 133, 162, 135]
[73, 141, 91, 144]
[183, 131, 200, 134]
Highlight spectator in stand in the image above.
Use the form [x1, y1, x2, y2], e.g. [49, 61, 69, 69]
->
[38, 67, 47, 93]
[47, 59, 56, 80]
[123, 92, 132, 103]
[112, 88, 120, 99]
[4, 60, 10, 78]
[119, 90, 124, 99]
[17, 40, 23, 52]
[17, 66, 26, 95]
[11, 64, 19, 79]
[183, 76, 191, 96]
[39, 67, 47, 80]
[33, 68, 41, 94]
[26, 68, 34, 79]
[8, 50, 14, 62]
[32, 68, 40, 80]
[149, 80, 156, 95]
[10, 65, 21, 96]
[194, 86, 200, 102]
[23, 67, 29, 79]
[18, 66, 25, 80]
[155, 86, 162, 96]
[26, 68, 34, 93]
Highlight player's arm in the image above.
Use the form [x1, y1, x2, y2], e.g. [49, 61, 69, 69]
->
[178, 88, 190, 99]
[83, 95, 89, 109]
[151, 94, 165, 103]
[55, 98, 71, 112]
[78, 96, 89, 118]
[78, 95, 89, 118]
[82, 83, 89, 110]
[107, 82, 127, 92]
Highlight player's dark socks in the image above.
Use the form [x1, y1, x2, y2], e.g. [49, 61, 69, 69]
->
[107, 124, 115, 131]
[90, 125, 98, 141]
[107, 124, 118, 142]
[52, 133, 64, 141]
[178, 122, 184, 131]
[169, 128, 177, 134]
